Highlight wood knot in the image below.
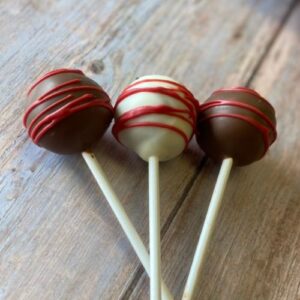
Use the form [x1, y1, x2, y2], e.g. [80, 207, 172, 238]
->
[89, 60, 105, 74]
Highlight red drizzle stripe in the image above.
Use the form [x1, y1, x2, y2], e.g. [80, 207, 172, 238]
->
[30, 94, 94, 142]
[116, 79, 198, 107]
[39, 86, 105, 102]
[126, 79, 195, 99]
[213, 87, 275, 111]
[113, 122, 189, 145]
[201, 99, 277, 140]
[28, 69, 84, 96]
[23, 79, 80, 126]
[23, 86, 107, 126]
[31, 95, 113, 143]
[115, 87, 197, 123]
[199, 113, 272, 154]
[38, 79, 81, 100]
[28, 94, 73, 136]
[214, 87, 261, 97]
[115, 105, 194, 128]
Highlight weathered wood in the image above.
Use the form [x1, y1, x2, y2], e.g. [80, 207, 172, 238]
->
[131, 2, 300, 299]
[0, 0, 298, 299]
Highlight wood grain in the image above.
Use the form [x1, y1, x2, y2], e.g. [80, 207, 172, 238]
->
[0, 0, 299, 299]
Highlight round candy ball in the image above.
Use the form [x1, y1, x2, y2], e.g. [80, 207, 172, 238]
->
[196, 87, 277, 166]
[23, 69, 113, 154]
[113, 75, 198, 161]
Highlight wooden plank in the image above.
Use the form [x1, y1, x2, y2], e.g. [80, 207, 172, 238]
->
[0, 0, 297, 299]
[131, 2, 300, 299]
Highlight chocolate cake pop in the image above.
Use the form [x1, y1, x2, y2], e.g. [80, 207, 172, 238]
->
[23, 69, 113, 154]
[113, 75, 198, 161]
[196, 87, 277, 166]
[113, 75, 198, 300]
[183, 87, 277, 300]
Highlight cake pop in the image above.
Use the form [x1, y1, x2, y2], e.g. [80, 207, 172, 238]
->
[196, 86, 276, 166]
[113, 75, 198, 300]
[24, 69, 173, 300]
[24, 69, 113, 154]
[183, 87, 277, 300]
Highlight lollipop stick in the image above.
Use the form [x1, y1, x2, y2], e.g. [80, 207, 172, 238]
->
[149, 156, 161, 300]
[82, 151, 172, 300]
[182, 158, 233, 300]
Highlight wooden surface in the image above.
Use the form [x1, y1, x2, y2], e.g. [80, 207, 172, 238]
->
[0, 0, 299, 299]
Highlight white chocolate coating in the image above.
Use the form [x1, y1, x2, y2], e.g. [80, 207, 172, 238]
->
[113, 75, 197, 161]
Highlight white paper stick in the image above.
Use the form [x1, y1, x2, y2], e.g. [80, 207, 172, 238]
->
[82, 151, 172, 300]
[182, 158, 233, 300]
[149, 155, 161, 300]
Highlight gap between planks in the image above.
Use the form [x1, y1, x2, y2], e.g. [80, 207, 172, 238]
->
[246, 0, 299, 86]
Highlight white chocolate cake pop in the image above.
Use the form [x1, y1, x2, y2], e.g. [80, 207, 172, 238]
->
[113, 75, 198, 161]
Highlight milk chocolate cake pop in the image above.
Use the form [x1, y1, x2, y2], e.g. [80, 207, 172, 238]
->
[183, 87, 277, 300]
[196, 87, 277, 166]
[113, 75, 198, 161]
[23, 69, 113, 154]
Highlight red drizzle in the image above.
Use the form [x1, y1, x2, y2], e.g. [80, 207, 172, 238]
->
[213, 86, 275, 112]
[23, 85, 105, 127]
[27, 69, 84, 96]
[200, 113, 271, 154]
[115, 87, 197, 120]
[201, 100, 276, 140]
[24, 69, 113, 144]
[125, 79, 195, 99]
[113, 79, 198, 146]
[199, 91, 277, 154]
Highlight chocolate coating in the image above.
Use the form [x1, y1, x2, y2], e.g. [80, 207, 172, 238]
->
[23, 69, 113, 154]
[196, 87, 277, 166]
